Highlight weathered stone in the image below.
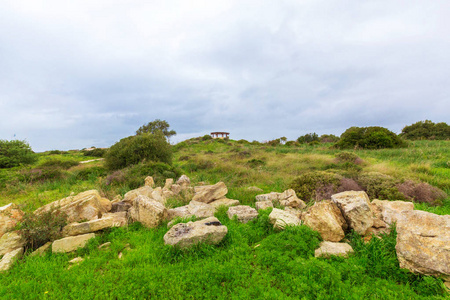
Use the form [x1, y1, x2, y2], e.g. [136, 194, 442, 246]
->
[69, 257, 84, 264]
[209, 197, 240, 210]
[176, 175, 191, 187]
[99, 197, 112, 213]
[247, 186, 263, 192]
[162, 190, 175, 199]
[0, 231, 25, 256]
[30, 242, 52, 257]
[396, 210, 450, 280]
[34, 190, 104, 223]
[0, 247, 23, 272]
[98, 242, 111, 250]
[111, 195, 122, 204]
[192, 182, 228, 203]
[145, 176, 155, 187]
[255, 201, 273, 211]
[111, 201, 131, 213]
[370, 200, 414, 225]
[0, 203, 24, 238]
[255, 192, 280, 202]
[279, 189, 307, 210]
[227, 205, 258, 223]
[164, 217, 228, 248]
[167, 201, 215, 220]
[284, 207, 303, 219]
[315, 241, 354, 258]
[52, 233, 96, 253]
[62, 212, 127, 236]
[331, 191, 374, 235]
[269, 208, 301, 230]
[302, 201, 347, 242]
[164, 178, 174, 190]
[151, 187, 166, 204]
[167, 206, 191, 220]
[171, 184, 182, 195]
[129, 196, 167, 228]
[123, 186, 153, 203]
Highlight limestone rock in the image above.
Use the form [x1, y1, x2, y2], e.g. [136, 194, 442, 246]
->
[30, 242, 52, 257]
[69, 256, 84, 264]
[370, 200, 414, 225]
[171, 184, 182, 195]
[0, 203, 24, 238]
[164, 178, 174, 190]
[34, 190, 105, 223]
[255, 192, 280, 202]
[0, 231, 25, 256]
[98, 242, 111, 250]
[284, 207, 303, 219]
[164, 217, 228, 248]
[247, 186, 263, 192]
[227, 205, 258, 223]
[192, 182, 228, 203]
[162, 190, 175, 199]
[315, 241, 354, 258]
[111, 201, 131, 213]
[123, 186, 153, 203]
[62, 212, 127, 236]
[331, 191, 374, 235]
[396, 210, 450, 279]
[279, 189, 307, 210]
[302, 201, 347, 242]
[209, 197, 240, 210]
[151, 187, 166, 205]
[176, 175, 191, 187]
[129, 195, 167, 228]
[255, 201, 273, 211]
[167, 201, 215, 220]
[269, 208, 301, 230]
[0, 247, 23, 272]
[99, 197, 112, 213]
[145, 176, 155, 187]
[52, 233, 96, 253]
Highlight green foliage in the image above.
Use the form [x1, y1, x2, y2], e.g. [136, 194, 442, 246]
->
[401, 120, 450, 140]
[357, 172, 405, 200]
[17, 209, 67, 250]
[297, 132, 319, 144]
[319, 134, 339, 143]
[104, 132, 172, 170]
[20, 167, 66, 183]
[136, 119, 176, 139]
[75, 166, 107, 181]
[247, 158, 265, 168]
[83, 148, 106, 157]
[289, 171, 342, 201]
[201, 134, 212, 141]
[336, 126, 407, 149]
[39, 158, 79, 169]
[0, 139, 38, 168]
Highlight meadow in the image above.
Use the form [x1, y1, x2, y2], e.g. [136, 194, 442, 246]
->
[0, 139, 449, 299]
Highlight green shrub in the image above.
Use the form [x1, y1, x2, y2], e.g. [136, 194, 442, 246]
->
[396, 180, 447, 205]
[357, 172, 405, 200]
[83, 148, 106, 157]
[20, 167, 66, 183]
[18, 209, 68, 250]
[289, 171, 342, 202]
[319, 134, 339, 143]
[400, 120, 450, 140]
[336, 126, 407, 149]
[247, 158, 265, 168]
[75, 166, 107, 181]
[39, 158, 79, 169]
[201, 134, 212, 141]
[297, 133, 319, 144]
[0, 140, 38, 168]
[105, 132, 172, 170]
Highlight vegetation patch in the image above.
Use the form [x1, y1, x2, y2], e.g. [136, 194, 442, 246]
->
[0, 139, 38, 168]
[336, 126, 407, 149]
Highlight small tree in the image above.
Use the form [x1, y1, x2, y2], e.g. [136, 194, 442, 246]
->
[336, 126, 407, 149]
[400, 120, 450, 140]
[136, 119, 176, 139]
[297, 133, 319, 144]
[0, 139, 38, 168]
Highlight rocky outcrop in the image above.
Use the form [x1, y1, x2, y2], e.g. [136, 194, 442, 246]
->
[0, 231, 25, 256]
[269, 208, 301, 230]
[370, 200, 414, 225]
[396, 210, 450, 280]
[192, 182, 228, 203]
[129, 195, 167, 228]
[52, 233, 96, 253]
[62, 212, 127, 236]
[0, 247, 23, 271]
[331, 191, 373, 235]
[34, 190, 105, 223]
[302, 201, 347, 242]
[315, 241, 354, 258]
[0, 203, 24, 238]
[164, 217, 228, 248]
[255, 201, 273, 211]
[227, 205, 258, 223]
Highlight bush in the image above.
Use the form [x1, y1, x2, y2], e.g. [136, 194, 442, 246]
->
[83, 148, 106, 157]
[0, 140, 38, 168]
[400, 120, 450, 140]
[201, 135, 212, 141]
[297, 133, 319, 144]
[75, 166, 107, 181]
[105, 132, 172, 170]
[290, 171, 342, 202]
[396, 180, 447, 205]
[336, 126, 407, 149]
[319, 134, 339, 143]
[18, 209, 68, 250]
[20, 168, 66, 183]
[357, 172, 405, 200]
[39, 158, 79, 169]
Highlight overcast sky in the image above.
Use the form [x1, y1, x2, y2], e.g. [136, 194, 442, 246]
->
[1, 1, 449, 151]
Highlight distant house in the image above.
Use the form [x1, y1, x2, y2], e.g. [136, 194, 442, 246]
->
[211, 132, 230, 139]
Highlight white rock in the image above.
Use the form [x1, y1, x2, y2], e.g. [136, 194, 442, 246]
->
[227, 205, 258, 223]
[255, 201, 273, 211]
[0, 247, 23, 271]
[269, 208, 301, 230]
[315, 241, 354, 258]
[129, 195, 167, 228]
[52, 233, 96, 253]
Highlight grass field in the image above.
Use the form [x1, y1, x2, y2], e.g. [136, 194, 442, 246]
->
[0, 139, 449, 299]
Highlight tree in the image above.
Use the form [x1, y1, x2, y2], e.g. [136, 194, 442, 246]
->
[400, 120, 450, 140]
[136, 119, 176, 139]
[335, 126, 407, 149]
[297, 133, 319, 144]
[0, 139, 38, 168]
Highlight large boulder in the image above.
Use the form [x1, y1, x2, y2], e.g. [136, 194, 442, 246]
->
[0, 231, 25, 256]
[62, 212, 128, 236]
[370, 200, 414, 225]
[164, 217, 228, 248]
[0, 203, 24, 238]
[192, 182, 228, 203]
[52, 233, 96, 253]
[227, 205, 258, 223]
[0, 247, 23, 272]
[269, 208, 301, 230]
[396, 210, 450, 280]
[123, 186, 153, 203]
[129, 195, 167, 228]
[331, 191, 374, 235]
[34, 190, 105, 223]
[315, 241, 354, 258]
[302, 201, 347, 242]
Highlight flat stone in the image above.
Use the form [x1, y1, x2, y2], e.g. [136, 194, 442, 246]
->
[62, 212, 127, 236]
[0, 247, 23, 272]
[167, 201, 215, 220]
[29, 242, 52, 257]
[192, 182, 228, 203]
[315, 241, 354, 258]
[52, 233, 96, 253]
[255, 192, 280, 202]
[209, 198, 240, 210]
[269, 208, 301, 230]
[227, 205, 258, 223]
[0, 231, 25, 256]
[255, 201, 273, 211]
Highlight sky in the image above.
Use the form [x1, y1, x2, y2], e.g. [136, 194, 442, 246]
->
[1, 0, 449, 152]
